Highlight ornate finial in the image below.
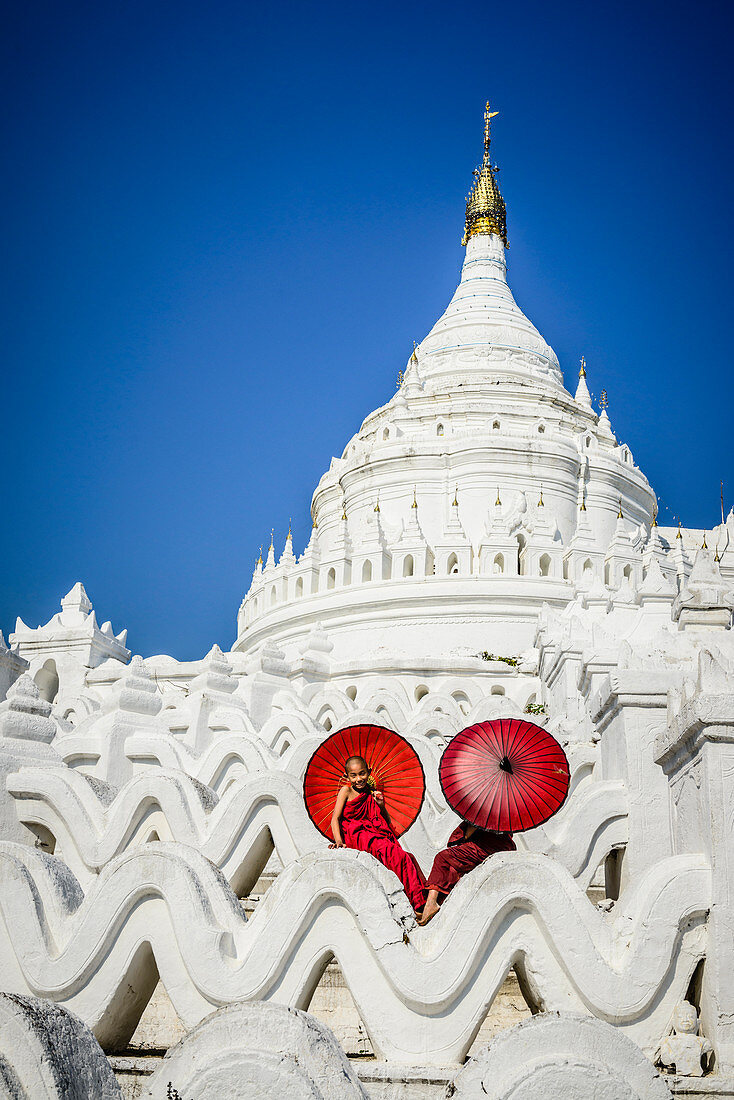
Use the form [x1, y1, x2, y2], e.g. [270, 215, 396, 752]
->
[257, 546, 263, 565]
[269, 529, 274, 550]
[411, 341, 418, 363]
[538, 486, 544, 507]
[652, 506, 658, 528]
[600, 390, 608, 411]
[452, 484, 459, 507]
[341, 501, 347, 520]
[579, 356, 587, 378]
[495, 487, 501, 506]
[580, 500, 587, 511]
[702, 532, 708, 550]
[374, 495, 380, 513]
[714, 545, 721, 562]
[676, 520, 683, 539]
[462, 102, 507, 247]
[312, 511, 318, 529]
[617, 498, 623, 519]
[396, 370, 404, 389]
[411, 487, 418, 509]
[287, 519, 292, 540]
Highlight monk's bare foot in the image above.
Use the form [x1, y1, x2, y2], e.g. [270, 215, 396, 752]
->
[418, 897, 441, 925]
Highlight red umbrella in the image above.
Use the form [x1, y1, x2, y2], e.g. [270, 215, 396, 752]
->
[303, 724, 425, 839]
[439, 718, 569, 833]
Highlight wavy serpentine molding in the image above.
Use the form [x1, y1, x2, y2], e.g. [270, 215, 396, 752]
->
[0, 841, 709, 1064]
[8, 764, 627, 892]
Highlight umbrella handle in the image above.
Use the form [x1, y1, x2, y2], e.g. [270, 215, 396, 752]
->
[499, 755, 513, 774]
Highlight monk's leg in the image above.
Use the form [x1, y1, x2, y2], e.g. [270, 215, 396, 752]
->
[366, 834, 427, 911]
[421, 843, 492, 924]
[418, 888, 441, 925]
[428, 848, 462, 894]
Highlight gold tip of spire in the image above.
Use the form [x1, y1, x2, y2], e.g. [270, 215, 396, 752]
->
[676, 521, 683, 539]
[410, 341, 418, 363]
[714, 546, 721, 562]
[411, 487, 418, 509]
[287, 519, 292, 540]
[617, 498, 623, 519]
[495, 487, 501, 506]
[702, 532, 708, 550]
[342, 502, 347, 520]
[652, 507, 658, 528]
[374, 496, 380, 513]
[580, 500, 587, 511]
[463, 102, 507, 248]
[579, 356, 586, 378]
[538, 486, 544, 507]
[257, 546, 263, 565]
[452, 485, 459, 507]
[600, 390, 609, 411]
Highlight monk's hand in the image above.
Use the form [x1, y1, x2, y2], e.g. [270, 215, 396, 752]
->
[373, 790, 384, 805]
[329, 841, 345, 849]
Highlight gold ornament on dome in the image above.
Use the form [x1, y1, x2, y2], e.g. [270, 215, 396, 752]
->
[462, 102, 508, 248]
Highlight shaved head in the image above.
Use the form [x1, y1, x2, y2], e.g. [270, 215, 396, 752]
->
[345, 755, 369, 772]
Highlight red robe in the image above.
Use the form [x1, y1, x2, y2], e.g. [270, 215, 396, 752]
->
[427, 822, 515, 896]
[341, 791, 427, 910]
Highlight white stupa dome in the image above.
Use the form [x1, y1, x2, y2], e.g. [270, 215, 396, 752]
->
[234, 106, 657, 666]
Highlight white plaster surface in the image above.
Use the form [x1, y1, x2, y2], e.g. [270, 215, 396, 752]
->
[450, 1013, 674, 1099]
[143, 1001, 368, 1099]
[0, 991, 121, 1099]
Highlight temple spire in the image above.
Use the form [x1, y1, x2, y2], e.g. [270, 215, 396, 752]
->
[462, 102, 507, 248]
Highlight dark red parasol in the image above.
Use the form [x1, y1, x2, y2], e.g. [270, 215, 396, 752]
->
[439, 718, 569, 833]
[303, 724, 425, 839]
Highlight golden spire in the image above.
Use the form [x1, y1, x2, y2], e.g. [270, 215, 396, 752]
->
[495, 487, 501, 506]
[580, 499, 587, 511]
[617, 498, 623, 519]
[287, 519, 292, 540]
[312, 511, 318, 529]
[462, 102, 507, 248]
[411, 487, 418, 509]
[600, 390, 609, 411]
[579, 356, 587, 378]
[374, 495, 380, 513]
[452, 484, 459, 507]
[676, 520, 683, 539]
[714, 545, 721, 562]
[411, 341, 418, 363]
[269, 529, 274, 550]
[538, 486, 544, 507]
[702, 532, 708, 550]
[257, 546, 263, 565]
[652, 506, 658, 528]
[342, 501, 347, 520]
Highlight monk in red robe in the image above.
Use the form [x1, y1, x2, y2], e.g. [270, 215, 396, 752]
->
[330, 755, 427, 912]
[418, 821, 515, 924]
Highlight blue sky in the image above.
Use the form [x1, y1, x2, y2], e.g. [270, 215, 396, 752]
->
[2, 0, 732, 659]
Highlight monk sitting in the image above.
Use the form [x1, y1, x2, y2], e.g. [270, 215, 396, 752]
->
[418, 821, 515, 924]
[330, 755, 427, 913]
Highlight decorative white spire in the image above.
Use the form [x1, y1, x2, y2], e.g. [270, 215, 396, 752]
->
[264, 531, 276, 572]
[575, 356, 592, 408]
[279, 522, 296, 567]
[597, 390, 616, 442]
